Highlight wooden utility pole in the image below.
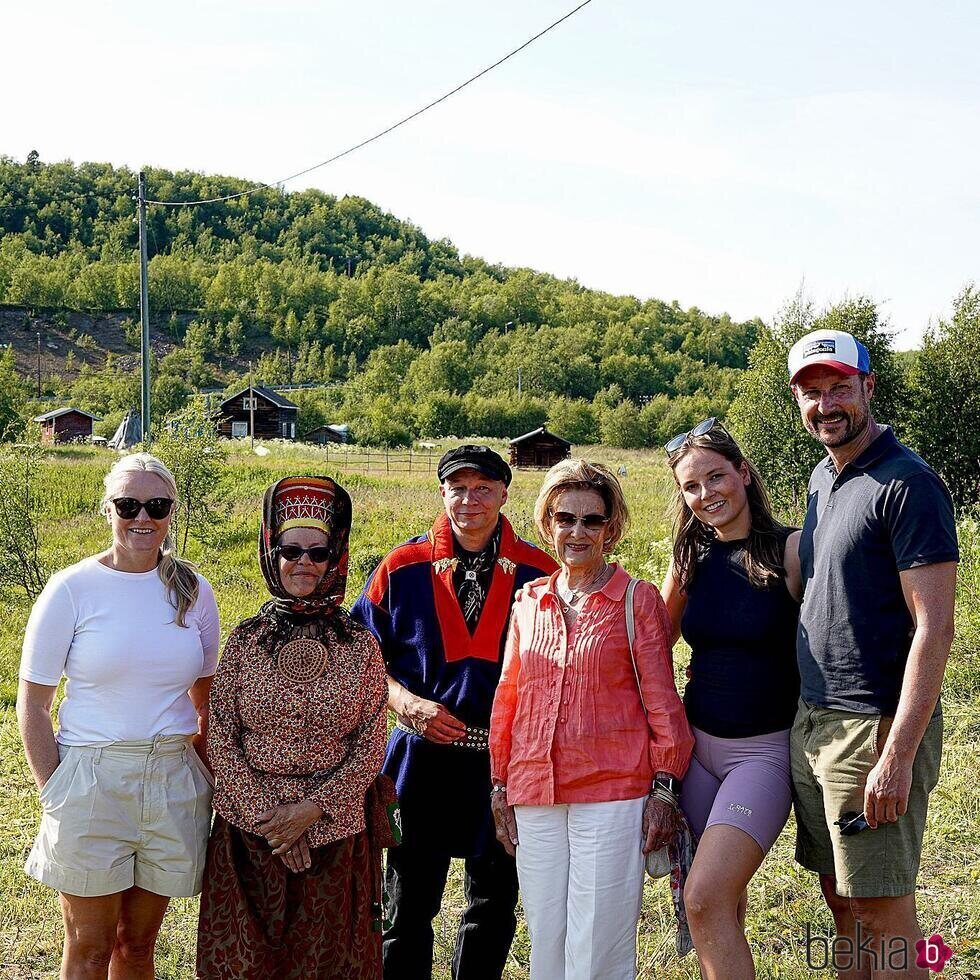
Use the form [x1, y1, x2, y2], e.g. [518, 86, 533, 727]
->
[137, 172, 151, 443]
[36, 332, 41, 397]
[248, 361, 255, 450]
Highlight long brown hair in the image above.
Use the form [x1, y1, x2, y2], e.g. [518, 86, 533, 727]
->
[668, 427, 788, 591]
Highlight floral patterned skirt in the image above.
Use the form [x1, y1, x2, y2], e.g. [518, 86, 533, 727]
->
[196, 815, 382, 979]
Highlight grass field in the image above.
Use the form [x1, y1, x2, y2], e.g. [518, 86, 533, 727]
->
[1, 442, 977, 979]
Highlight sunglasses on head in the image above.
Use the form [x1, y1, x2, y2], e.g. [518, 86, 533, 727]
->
[112, 497, 174, 520]
[664, 417, 732, 455]
[550, 511, 610, 531]
[277, 544, 331, 564]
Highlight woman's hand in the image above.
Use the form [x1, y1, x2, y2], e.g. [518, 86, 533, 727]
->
[278, 832, 313, 873]
[254, 800, 323, 855]
[490, 788, 519, 856]
[642, 796, 678, 854]
[16, 679, 61, 792]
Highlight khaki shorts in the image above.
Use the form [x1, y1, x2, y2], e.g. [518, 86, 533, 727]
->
[25, 734, 214, 898]
[790, 698, 942, 898]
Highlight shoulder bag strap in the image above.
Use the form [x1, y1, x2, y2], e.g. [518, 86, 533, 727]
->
[624, 577, 647, 713]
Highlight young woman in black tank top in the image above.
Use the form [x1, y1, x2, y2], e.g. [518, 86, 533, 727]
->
[661, 420, 802, 980]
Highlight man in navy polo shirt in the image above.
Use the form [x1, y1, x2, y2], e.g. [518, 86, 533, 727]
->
[787, 329, 958, 977]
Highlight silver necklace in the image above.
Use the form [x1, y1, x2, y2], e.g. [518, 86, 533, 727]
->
[559, 564, 611, 607]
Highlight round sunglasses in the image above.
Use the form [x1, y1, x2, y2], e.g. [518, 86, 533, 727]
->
[277, 544, 332, 564]
[111, 497, 175, 520]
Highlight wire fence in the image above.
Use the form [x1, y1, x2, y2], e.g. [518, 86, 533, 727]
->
[320, 444, 440, 475]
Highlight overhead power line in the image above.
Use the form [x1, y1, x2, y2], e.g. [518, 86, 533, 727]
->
[144, 0, 594, 208]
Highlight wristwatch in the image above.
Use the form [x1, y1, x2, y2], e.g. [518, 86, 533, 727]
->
[653, 772, 681, 797]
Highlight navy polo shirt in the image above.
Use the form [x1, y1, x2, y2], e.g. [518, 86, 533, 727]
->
[797, 427, 959, 715]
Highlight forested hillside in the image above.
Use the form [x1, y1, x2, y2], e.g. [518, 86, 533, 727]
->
[0, 156, 759, 445]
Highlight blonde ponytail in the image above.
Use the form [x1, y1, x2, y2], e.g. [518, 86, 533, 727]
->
[102, 452, 200, 627]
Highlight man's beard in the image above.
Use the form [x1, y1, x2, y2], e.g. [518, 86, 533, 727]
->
[807, 405, 869, 448]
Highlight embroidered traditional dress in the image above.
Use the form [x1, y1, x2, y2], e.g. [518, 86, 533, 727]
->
[197, 477, 391, 980]
[351, 512, 557, 858]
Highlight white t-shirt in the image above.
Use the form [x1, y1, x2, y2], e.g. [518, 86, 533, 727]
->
[19, 555, 221, 746]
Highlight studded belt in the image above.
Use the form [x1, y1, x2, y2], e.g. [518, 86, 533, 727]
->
[396, 721, 490, 751]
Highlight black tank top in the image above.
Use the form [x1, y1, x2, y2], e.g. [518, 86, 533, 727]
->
[680, 531, 800, 738]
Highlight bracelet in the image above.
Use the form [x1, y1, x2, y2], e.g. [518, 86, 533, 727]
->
[653, 772, 681, 797]
[490, 783, 507, 795]
[648, 785, 679, 809]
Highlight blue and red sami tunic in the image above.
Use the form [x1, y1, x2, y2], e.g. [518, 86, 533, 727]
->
[350, 512, 557, 857]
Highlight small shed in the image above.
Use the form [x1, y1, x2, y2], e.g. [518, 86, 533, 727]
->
[508, 426, 572, 469]
[304, 424, 350, 445]
[34, 407, 101, 445]
[217, 385, 298, 441]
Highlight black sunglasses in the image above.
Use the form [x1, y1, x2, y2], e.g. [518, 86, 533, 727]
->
[551, 511, 610, 531]
[277, 544, 331, 564]
[664, 417, 731, 455]
[112, 497, 175, 520]
[834, 811, 872, 836]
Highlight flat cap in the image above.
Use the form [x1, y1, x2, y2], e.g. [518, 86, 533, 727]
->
[437, 445, 512, 486]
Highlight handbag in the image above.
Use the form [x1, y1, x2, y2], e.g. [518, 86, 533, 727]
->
[364, 773, 402, 849]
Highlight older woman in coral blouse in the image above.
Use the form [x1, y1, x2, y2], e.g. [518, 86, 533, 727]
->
[489, 459, 694, 980]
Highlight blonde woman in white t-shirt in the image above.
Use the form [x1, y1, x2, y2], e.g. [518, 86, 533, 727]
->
[16, 452, 220, 980]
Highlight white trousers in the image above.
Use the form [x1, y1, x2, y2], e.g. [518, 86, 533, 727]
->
[515, 796, 646, 980]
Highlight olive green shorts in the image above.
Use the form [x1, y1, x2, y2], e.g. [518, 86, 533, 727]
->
[790, 698, 942, 898]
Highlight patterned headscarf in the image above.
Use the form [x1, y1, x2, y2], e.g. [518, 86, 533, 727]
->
[258, 476, 352, 617]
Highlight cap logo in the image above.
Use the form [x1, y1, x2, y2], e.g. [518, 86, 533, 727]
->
[803, 339, 836, 359]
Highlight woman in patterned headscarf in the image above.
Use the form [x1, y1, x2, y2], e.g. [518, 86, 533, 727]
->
[196, 476, 391, 980]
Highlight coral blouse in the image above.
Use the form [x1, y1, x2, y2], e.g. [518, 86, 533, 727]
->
[489, 564, 693, 805]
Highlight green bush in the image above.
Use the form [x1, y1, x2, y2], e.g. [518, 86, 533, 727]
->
[415, 392, 469, 439]
[547, 398, 598, 444]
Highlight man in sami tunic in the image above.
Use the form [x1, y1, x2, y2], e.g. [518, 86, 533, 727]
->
[351, 445, 557, 980]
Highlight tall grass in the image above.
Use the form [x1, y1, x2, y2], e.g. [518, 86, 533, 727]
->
[0, 444, 977, 978]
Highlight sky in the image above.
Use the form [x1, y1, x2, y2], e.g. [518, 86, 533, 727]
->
[6, 0, 980, 349]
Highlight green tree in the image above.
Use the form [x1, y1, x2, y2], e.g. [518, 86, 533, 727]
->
[600, 401, 647, 449]
[728, 292, 905, 511]
[547, 398, 598, 444]
[256, 349, 291, 385]
[153, 372, 192, 419]
[727, 295, 823, 510]
[0, 348, 30, 439]
[415, 392, 469, 438]
[152, 402, 227, 552]
[0, 437, 48, 600]
[225, 314, 244, 356]
[351, 396, 413, 447]
[905, 284, 980, 513]
[403, 341, 474, 397]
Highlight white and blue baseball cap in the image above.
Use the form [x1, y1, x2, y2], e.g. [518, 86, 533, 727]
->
[787, 329, 871, 384]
